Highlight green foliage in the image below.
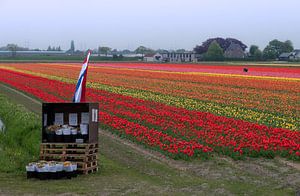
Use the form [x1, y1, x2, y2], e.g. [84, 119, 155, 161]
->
[204, 41, 224, 61]
[134, 46, 154, 55]
[253, 49, 263, 60]
[269, 39, 293, 53]
[263, 45, 277, 59]
[283, 40, 294, 52]
[263, 39, 294, 60]
[175, 49, 186, 53]
[249, 45, 259, 56]
[47, 45, 62, 51]
[0, 94, 40, 172]
[249, 45, 263, 60]
[98, 46, 112, 56]
[112, 54, 124, 60]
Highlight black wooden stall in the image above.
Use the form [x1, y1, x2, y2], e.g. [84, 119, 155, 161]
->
[42, 103, 99, 143]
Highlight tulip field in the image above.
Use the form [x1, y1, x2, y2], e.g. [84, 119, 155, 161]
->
[0, 63, 299, 160]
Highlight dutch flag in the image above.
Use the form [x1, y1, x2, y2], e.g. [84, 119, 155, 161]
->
[73, 50, 91, 103]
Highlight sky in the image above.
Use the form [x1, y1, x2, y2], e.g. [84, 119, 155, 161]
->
[0, 0, 299, 51]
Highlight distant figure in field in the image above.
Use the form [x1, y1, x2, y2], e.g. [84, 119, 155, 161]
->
[243, 68, 248, 72]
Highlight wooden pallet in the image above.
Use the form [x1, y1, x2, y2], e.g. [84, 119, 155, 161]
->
[78, 166, 98, 174]
[41, 143, 98, 150]
[40, 153, 97, 162]
[77, 160, 97, 170]
[39, 143, 99, 175]
[40, 143, 98, 155]
[40, 148, 98, 155]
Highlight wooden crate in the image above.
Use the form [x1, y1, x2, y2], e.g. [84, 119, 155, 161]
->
[39, 143, 98, 174]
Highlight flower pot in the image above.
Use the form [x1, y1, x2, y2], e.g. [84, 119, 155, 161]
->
[63, 129, 71, 143]
[71, 129, 78, 143]
[55, 129, 63, 143]
[56, 163, 63, 172]
[82, 134, 88, 143]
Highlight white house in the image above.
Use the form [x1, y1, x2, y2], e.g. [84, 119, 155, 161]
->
[144, 53, 163, 62]
[161, 52, 197, 62]
[291, 50, 300, 60]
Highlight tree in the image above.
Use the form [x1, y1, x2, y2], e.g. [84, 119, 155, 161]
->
[47, 46, 52, 51]
[263, 45, 277, 60]
[111, 49, 118, 55]
[134, 46, 154, 55]
[249, 45, 259, 56]
[254, 49, 263, 60]
[70, 40, 75, 52]
[7, 44, 17, 58]
[57, 46, 61, 51]
[98, 46, 111, 56]
[122, 49, 132, 54]
[156, 49, 169, 53]
[194, 37, 247, 54]
[249, 45, 263, 60]
[283, 40, 293, 53]
[263, 39, 294, 60]
[204, 41, 224, 61]
[176, 49, 186, 53]
[112, 54, 118, 59]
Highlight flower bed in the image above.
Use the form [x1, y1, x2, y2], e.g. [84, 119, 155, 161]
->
[0, 64, 299, 160]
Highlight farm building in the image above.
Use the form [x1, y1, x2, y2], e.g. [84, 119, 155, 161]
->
[224, 43, 246, 59]
[279, 50, 300, 61]
[161, 52, 197, 62]
[278, 52, 293, 61]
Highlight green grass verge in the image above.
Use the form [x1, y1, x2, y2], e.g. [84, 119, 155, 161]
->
[0, 94, 40, 173]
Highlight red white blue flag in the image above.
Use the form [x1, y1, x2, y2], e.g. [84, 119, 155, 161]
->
[73, 50, 91, 103]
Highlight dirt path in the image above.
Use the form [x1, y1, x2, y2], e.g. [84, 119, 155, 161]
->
[99, 129, 193, 171]
[1, 83, 300, 194]
[0, 83, 42, 114]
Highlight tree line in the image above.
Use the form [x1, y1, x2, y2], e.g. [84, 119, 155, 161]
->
[1, 38, 297, 61]
[193, 38, 295, 61]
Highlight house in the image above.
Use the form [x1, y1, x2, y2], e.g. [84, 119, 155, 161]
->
[161, 52, 197, 62]
[290, 50, 300, 60]
[278, 50, 300, 61]
[224, 43, 245, 59]
[278, 52, 293, 61]
[144, 53, 163, 62]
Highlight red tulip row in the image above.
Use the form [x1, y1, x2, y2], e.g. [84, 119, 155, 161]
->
[100, 111, 213, 158]
[92, 88, 300, 159]
[0, 68, 299, 160]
